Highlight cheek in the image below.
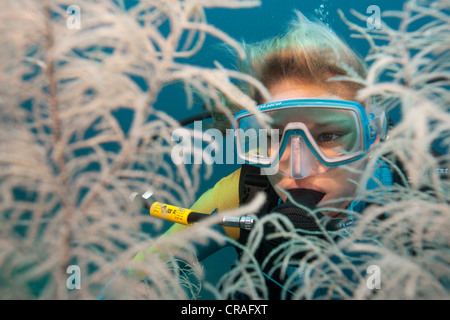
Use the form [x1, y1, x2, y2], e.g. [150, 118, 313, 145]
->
[322, 172, 358, 198]
[267, 159, 367, 206]
[319, 161, 366, 203]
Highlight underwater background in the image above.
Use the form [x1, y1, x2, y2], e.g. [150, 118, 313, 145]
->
[152, 0, 408, 300]
[1, 0, 448, 300]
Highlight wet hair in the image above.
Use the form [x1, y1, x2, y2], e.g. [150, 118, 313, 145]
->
[209, 11, 368, 132]
[240, 11, 367, 103]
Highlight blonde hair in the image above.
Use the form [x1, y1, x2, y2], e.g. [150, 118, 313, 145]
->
[240, 11, 367, 103]
[209, 11, 368, 132]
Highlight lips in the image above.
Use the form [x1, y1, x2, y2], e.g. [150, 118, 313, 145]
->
[279, 182, 326, 195]
[281, 188, 348, 219]
[285, 188, 326, 208]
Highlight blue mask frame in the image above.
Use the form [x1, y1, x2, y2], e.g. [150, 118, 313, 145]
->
[232, 99, 379, 169]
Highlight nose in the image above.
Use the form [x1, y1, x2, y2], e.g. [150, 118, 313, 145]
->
[290, 136, 317, 179]
[263, 132, 332, 178]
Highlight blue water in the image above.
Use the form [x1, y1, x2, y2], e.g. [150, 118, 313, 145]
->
[5, 0, 446, 300]
[151, 0, 407, 299]
[156, 0, 407, 204]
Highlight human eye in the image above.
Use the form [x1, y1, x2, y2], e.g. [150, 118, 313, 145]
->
[316, 132, 343, 143]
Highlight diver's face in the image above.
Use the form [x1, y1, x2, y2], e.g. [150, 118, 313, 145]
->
[265, 79, 367, 218]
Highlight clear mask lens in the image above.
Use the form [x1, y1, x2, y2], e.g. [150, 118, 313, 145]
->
[289, 135, 324, 178]
[236, 106, 364, 167]
[261, 134, 332, 178]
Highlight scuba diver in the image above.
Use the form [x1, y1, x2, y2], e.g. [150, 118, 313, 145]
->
[128, 12, 445, 299]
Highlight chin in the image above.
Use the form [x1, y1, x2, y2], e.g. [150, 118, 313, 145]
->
[317, 197, 351, 219]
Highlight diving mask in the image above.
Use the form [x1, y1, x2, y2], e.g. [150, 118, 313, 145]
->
[232, 99, 386, 178]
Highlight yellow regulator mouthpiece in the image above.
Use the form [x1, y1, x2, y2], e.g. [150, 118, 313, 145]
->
[130, 190, 254, 230]
[148, 202, 192, 226]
